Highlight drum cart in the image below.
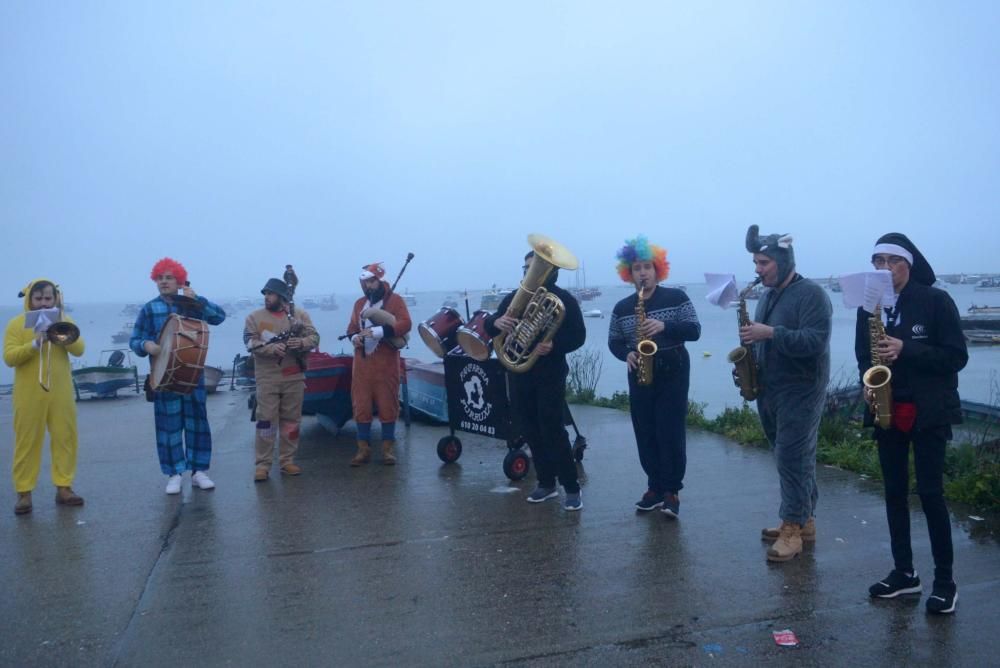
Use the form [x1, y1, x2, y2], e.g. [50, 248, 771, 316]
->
[434, 354, 588, 480]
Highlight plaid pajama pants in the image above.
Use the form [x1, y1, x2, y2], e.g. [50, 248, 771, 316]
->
[153, 386, 212, 475]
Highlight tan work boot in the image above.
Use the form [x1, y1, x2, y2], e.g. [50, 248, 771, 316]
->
[14, 492, 32, 515]
[382, 440, 396, 466]
[350, 440, 371, 467]
[766, 521, 803, 562]
[281, 463, 303, 476]
[762, 517, 815, 543]
[254, 467, 269, 482]
[55, 487, 85, 506]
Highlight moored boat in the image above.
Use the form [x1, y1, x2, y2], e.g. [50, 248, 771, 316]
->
[302, 352, 354, 429]
[403, 358, 448, 423]
[203, 366, 224, 393]
[73, 349, 140, 399]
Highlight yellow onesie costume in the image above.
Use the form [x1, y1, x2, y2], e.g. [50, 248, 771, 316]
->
[3, 279, 85, 495]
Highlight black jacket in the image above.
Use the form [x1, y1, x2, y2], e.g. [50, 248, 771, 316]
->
[855, 281, 968, 429]
[484, 280, 586, 378]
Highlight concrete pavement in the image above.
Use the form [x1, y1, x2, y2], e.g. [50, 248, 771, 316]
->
[1, 388, 998, 666]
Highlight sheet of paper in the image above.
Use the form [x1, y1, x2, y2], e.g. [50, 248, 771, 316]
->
[838, 271, 895, 313]
[704, 273, 738, 309]
[23, 308, 60, 332]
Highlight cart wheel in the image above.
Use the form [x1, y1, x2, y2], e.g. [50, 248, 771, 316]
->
[503, 449, 531, 481]
[573, 436, 588, 462]
[437, 436, 463, 463]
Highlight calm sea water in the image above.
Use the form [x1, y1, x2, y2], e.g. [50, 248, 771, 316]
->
[2, 283, 997, 417]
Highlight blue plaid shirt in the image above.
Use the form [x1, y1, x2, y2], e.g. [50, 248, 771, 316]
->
[130, 296, 226, 357]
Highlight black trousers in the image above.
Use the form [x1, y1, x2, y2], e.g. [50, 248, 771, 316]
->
[876, 424, 954, 583]
[628, 349, 689, 494]
[509, 370, 579, 493]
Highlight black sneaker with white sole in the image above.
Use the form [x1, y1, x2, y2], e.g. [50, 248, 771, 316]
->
[926, 581, 958, 614]
[635, 490, 663, 512]
[869, 570, 922, 598]
[526, 486, 558, 503]
[660, 493, 680, 519]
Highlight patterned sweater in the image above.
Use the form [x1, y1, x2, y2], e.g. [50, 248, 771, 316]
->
[608, 286, 701, 361]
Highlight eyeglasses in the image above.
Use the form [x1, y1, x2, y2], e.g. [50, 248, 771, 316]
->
[871, 255, 907, 268]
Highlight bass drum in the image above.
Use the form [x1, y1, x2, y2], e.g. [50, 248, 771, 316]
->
[417, 307, 463, 358]
[455, 310, 493, 361]
[150, 314, 209, 394]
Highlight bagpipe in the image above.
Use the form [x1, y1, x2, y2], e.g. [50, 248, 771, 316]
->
[339, 252, 414, 352]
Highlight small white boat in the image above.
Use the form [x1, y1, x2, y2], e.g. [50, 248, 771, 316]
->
[582, 309, 603, 318]
[203, 366, 224, 394]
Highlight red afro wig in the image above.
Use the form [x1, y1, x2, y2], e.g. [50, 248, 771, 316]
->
[615, 236, 670, 283]
[150, 257, 188, 285]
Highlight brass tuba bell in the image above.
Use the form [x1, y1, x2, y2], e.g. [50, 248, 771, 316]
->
[493, 234, 578, 373]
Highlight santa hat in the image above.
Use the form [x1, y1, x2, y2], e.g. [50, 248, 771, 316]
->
[873, 233, 936, 286]
[359, 262, 385, 281]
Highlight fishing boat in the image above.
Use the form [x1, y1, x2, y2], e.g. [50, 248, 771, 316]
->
[120, 303, 141, 316]
[319, 294, 339, 311]
[73, 349, 141, 399]
[582, 309, 603, 318]
[401, 289, 417, 307]
[403, 358, 448, 423]
[965, 330, 1000, 345]
[480, 286, 512, 311]
[961, 304, 1000, 331]
[974, 277, 1000, 291]
[111, 323, 133, 344]
[301, 297, 320, 308]
[302, 352, 355, 430]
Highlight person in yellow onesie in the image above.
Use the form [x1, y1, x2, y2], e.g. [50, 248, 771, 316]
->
[3, 279, 86, 515]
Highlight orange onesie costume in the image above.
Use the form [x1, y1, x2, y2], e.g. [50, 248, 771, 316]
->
[348, 263, 412, 466]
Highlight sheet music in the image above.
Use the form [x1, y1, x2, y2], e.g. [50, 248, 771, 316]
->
[23, 308, 60, 332]
[704, 273, 739, 309]
[838, 271, 895, 313]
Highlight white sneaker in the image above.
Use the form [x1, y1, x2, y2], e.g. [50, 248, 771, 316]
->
[191, 471, 215, 490]
[165, 475, 182, 495]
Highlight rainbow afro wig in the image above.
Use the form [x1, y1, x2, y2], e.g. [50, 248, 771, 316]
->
[150, 257, 188, 285]
[615, 235, 669, 283]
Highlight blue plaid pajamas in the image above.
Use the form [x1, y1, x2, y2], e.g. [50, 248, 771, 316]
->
[131, 295, 226, 475]
[154, 386, 212, 474]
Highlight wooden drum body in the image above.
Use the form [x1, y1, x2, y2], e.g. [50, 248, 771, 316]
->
[151, 314, 209, 394]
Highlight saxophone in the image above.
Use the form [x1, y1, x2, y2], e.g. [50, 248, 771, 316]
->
[494, 234, 579, 373]
[727, 277, 762, 401]
[862, 304, 893, 429]
[635, 280, 657, 386]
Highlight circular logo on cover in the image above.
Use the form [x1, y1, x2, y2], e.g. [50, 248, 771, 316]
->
[459, 362, 492, 422]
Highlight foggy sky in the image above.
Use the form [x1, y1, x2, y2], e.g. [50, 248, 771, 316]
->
[2, 2, 998, 303]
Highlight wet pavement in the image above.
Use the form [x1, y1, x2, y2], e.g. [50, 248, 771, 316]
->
[1, 389, 999, 667]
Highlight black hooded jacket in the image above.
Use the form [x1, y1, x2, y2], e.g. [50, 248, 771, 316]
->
[855, 280, 968, 430]
[484, 276, 586, 379]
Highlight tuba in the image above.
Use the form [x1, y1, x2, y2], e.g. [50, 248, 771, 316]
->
[727, 277, 762, 401]
[862, 304, 893, 429]
[635, 279, 657, 386]
[38, 298, 81, 392]
[494, 234, 578, 373]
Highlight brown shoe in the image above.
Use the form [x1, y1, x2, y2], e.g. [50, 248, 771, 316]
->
[766, 522, 803, 562]
[254, 467, 269, 482]
[382, 440, 396, 466]
[350, 440, 371, 467]
[14, 492, 32, 515]
[280, 463, 303, 476]
[762, 517, 815, 543]
[55, 487, 85, 506]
